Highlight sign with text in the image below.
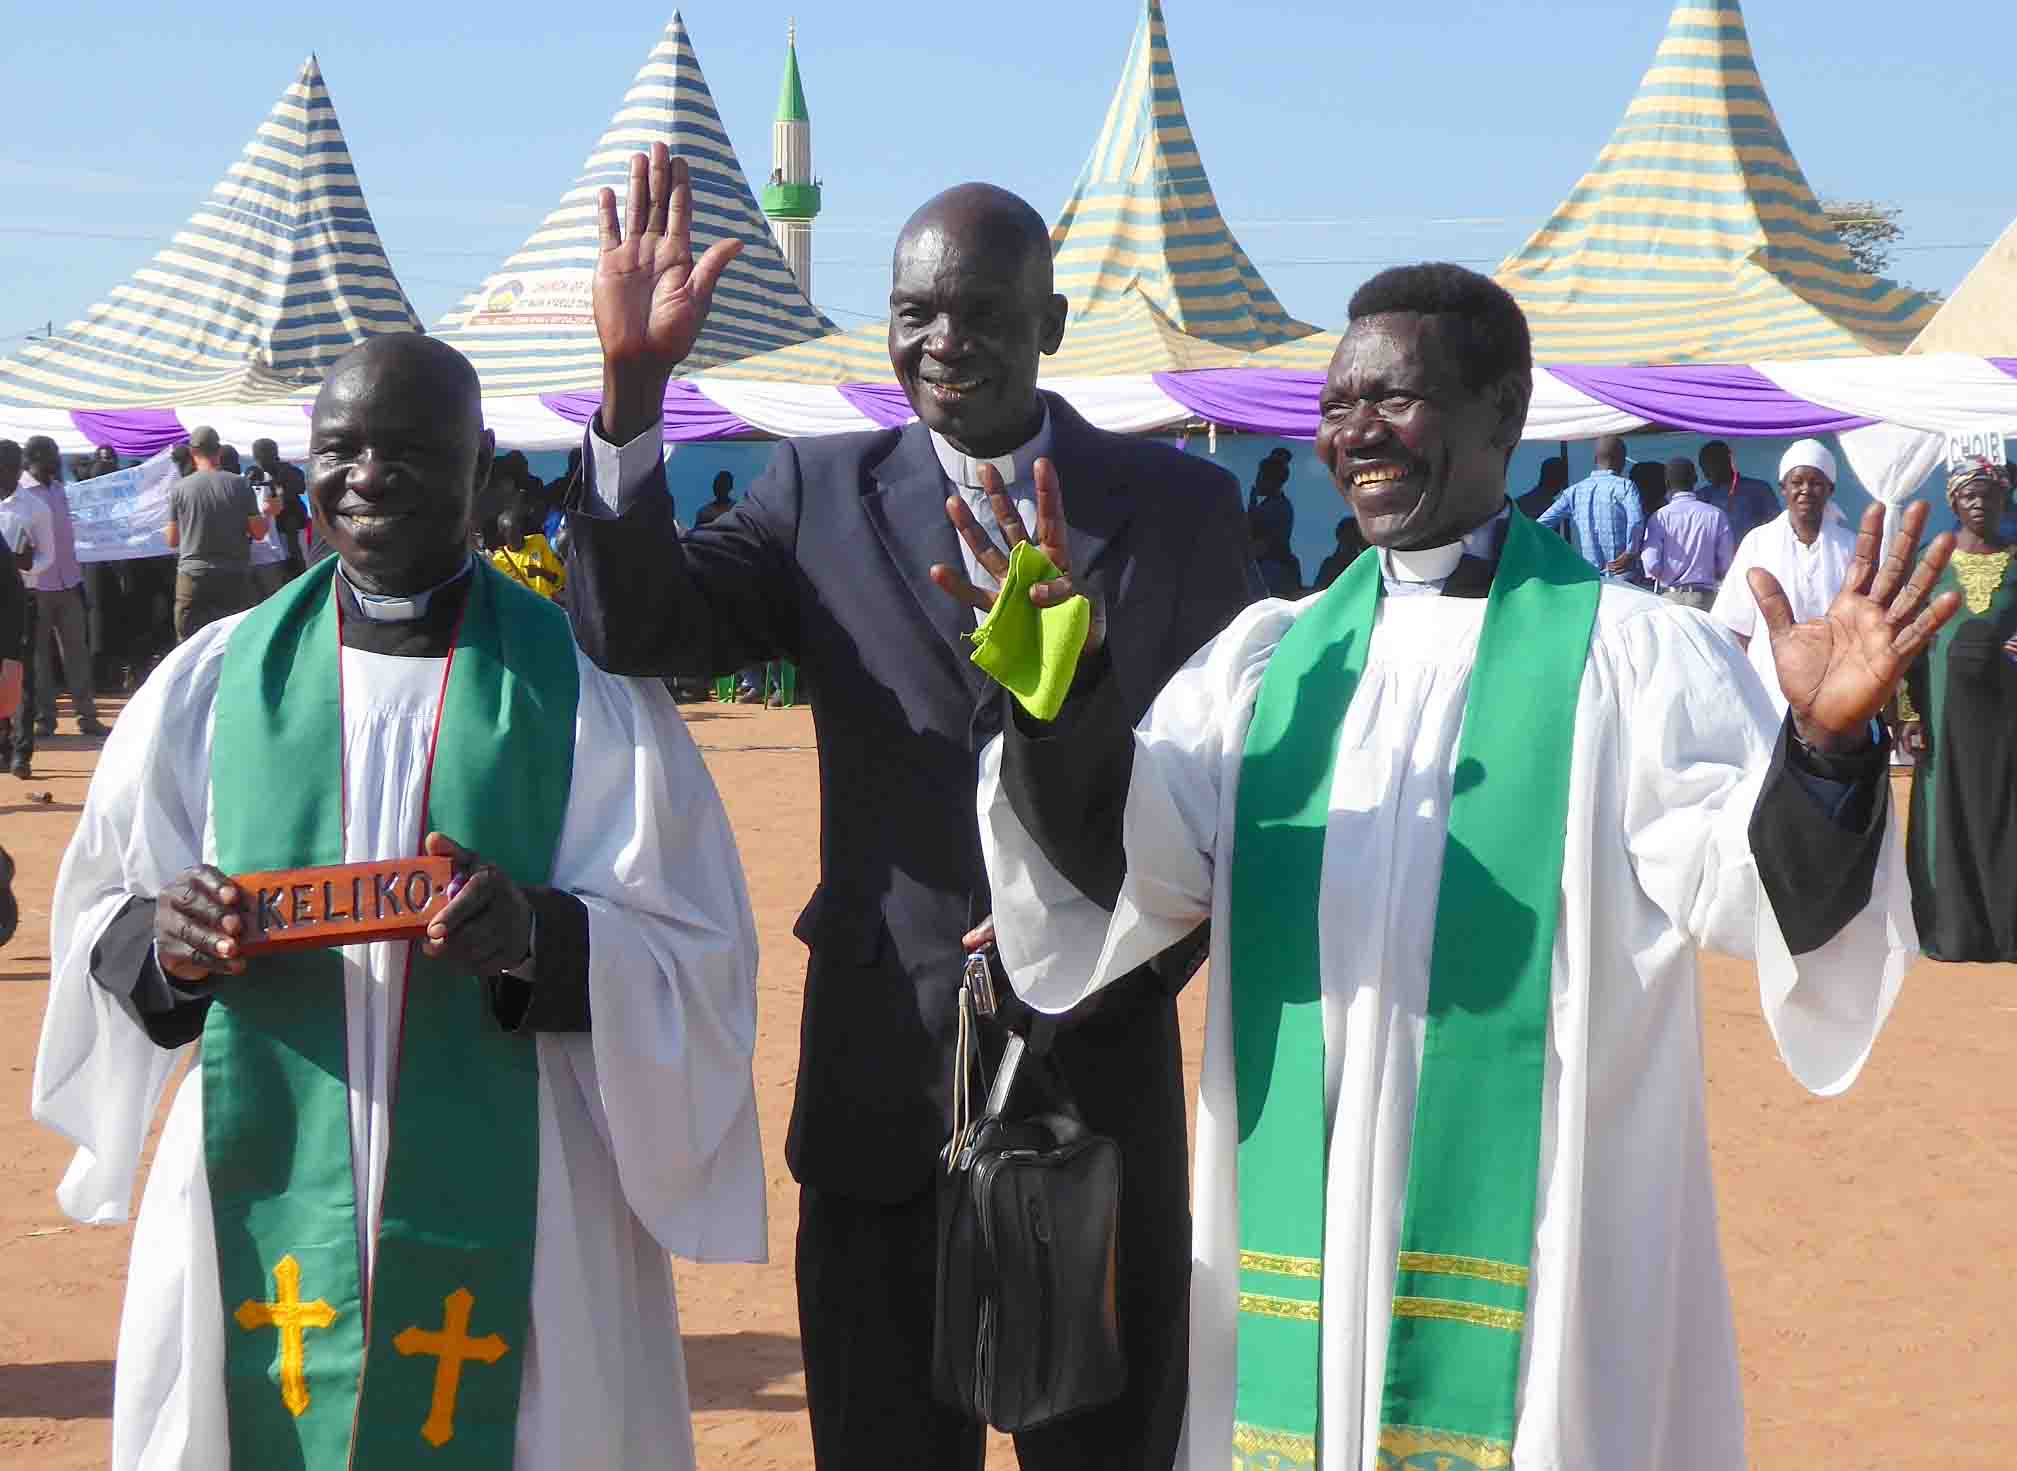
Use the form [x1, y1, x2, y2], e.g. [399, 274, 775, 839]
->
[462, 268, 595, 331]
[1944, 431, 2011, 473]
[233, 857, 454, 956]
[69, 450, 178, 563]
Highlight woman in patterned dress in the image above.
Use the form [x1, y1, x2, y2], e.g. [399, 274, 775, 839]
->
[1897, 458, 2017, 961]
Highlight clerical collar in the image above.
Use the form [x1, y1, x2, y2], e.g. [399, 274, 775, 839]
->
[1380, 506, 1511, 589]
[337, 556, 476, 623]
[929, 404, 1053, 490]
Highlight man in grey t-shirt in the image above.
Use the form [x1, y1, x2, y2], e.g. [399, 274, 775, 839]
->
[165, 425, 266, 641]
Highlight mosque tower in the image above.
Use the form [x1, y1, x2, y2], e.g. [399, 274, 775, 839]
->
[760, 21, 820, 300]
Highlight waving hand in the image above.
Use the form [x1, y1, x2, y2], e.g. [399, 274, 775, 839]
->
[594, 143, 742, 442]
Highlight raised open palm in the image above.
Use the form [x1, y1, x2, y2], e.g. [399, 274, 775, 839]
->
[1751, 501, 1960, 748]
[593, 144, 741, 409]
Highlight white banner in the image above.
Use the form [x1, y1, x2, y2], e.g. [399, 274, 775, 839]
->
[462, 269, 595, 331]
[1944, 429, 2011, 471]
[69, 450, 178, 563]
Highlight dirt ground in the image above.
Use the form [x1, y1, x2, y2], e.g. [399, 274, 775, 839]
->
[1, 702, 2011, 1469]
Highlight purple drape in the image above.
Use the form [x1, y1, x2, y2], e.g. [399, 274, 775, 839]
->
[1544, 364, 1874, 435]
[1152, 369, 1323, 437]
[837, 383, 915, 428]
[540, 382, 754, 442]
[69, 409, 188, 456]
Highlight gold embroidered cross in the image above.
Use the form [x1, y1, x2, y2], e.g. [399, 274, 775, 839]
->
[234, 1254, 339, 1417]
[393, 1287, 510, 1447]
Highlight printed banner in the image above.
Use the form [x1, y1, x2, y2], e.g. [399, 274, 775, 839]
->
[463, 269, 595, 331]
[69, 450, 178, 563]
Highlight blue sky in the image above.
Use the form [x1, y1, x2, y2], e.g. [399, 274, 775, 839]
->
[3, 0, 2012, 347]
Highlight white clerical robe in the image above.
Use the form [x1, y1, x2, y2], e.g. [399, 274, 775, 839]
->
[33, 610, 766, 1471]
[979, 586, 1913, 1471]
[1711, 509, 1859, 713]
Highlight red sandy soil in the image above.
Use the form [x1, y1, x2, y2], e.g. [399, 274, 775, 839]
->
[0, 703, 2010, 1468]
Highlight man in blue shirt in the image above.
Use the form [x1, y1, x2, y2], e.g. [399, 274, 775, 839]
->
[1698, 440, 1780, 546]
[1538, 435, 1642, 576]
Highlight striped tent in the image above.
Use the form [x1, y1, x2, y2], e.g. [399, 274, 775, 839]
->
[1908, 216, 2017, 356]
[0, 56, 421, 410]
[706, 284, 1255, 385]
[1495, 0, 1938, 364]
[714, 0, 1312, 386]
[433, 12, 832, 391]
[1048, 0, 1312, 352]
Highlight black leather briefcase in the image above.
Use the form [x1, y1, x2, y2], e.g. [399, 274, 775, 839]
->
[933, 953, 1127, 1433]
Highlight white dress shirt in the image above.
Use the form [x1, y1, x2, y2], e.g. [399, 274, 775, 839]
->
[587, 408, 1057, 626]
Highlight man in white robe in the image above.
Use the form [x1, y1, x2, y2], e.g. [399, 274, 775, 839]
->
[942, 267, 1959, 1470]
[1712, 438, 1861, 713]
[32, 334, 766, 1471]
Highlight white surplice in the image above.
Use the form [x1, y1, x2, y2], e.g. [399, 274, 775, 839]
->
[32, 610, 766, 1471]
[979, 584, 1913, 1471]
[1711, 509, 1859, 713]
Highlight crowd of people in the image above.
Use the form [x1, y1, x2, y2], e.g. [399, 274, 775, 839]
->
[8, 139, 2015, 1471]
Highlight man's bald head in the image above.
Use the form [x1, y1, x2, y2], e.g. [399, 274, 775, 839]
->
[307, 332, 494, 596]
[316, 332, 483, 440]
[893, 183, 1054, 291]
[887, 183, 1067, 457]
[1594, 435, 1628, 471]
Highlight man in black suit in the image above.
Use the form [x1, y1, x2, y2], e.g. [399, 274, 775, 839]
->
[564, 145, 1254, 1470]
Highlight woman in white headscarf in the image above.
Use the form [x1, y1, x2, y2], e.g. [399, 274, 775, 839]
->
[1710, 439, 1861, 712]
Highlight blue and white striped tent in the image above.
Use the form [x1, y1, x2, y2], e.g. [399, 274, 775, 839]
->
[433, 12, 833, 392]
[0, 56, 421, 410]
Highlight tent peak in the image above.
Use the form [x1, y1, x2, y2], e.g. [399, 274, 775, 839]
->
[1495, 0, 1936, 362]
[1045, 0, 1314, 351]
[430, 10, 831, 390]
[0, 55, 420, 408]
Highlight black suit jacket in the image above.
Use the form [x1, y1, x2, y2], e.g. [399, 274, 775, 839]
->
[567, 392, 1254, 1200]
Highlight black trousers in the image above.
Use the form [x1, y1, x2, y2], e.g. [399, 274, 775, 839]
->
[0, 594, 37, 764]
[796, 997, 1191, 1471]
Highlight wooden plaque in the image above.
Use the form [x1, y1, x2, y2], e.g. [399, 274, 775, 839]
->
[232, 857, 455, 956]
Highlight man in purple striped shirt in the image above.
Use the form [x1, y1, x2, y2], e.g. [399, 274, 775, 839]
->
[1640, 458, 1734, 611]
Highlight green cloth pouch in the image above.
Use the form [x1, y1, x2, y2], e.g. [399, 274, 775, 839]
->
[966, 541, 1092, 722]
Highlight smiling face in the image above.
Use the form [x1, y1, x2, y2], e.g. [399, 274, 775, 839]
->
[308, 336, 492, 596]
[1314, 312, 1528, 551]
[1781, 466, 1835, 542]
[1949, 472, 2011, 542]
[887, 188, 1066, 458]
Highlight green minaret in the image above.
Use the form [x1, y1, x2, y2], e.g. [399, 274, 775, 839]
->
[761, 21, 820, 298]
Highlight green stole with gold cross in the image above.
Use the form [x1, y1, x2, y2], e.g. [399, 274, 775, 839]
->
[202, 558, 579, 1468]
[1228, 512, 1599, 1470]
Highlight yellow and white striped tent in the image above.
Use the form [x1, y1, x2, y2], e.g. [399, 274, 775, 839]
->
[432, 12, 833, 392]
[1908, 216, 2017, 356]
[714, 0, 1314, 385]
[0, 56, 422, 410]
[1496, 0, 1937, 364]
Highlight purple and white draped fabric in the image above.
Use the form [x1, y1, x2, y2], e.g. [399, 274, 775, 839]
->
[8, 357, 2015, 515]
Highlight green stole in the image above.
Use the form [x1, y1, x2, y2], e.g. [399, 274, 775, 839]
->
[1228, 513, 1599, 1471]
[203, 559, 579, 1469]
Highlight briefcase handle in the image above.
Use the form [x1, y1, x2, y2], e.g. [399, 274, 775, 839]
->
[943, 954, 1076, 1172]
